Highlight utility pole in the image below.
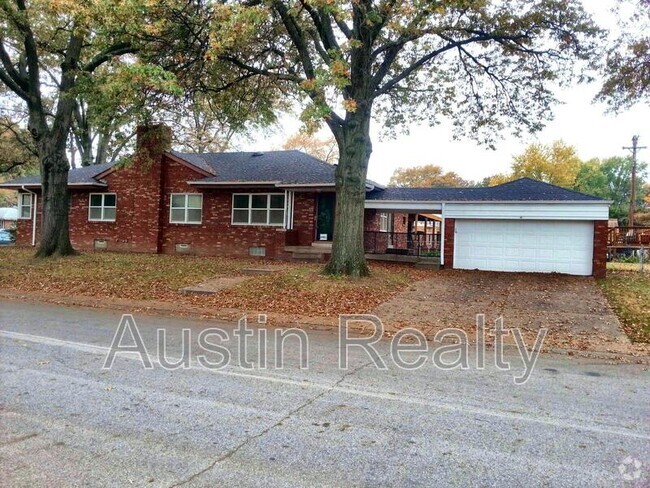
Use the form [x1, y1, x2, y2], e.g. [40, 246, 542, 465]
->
[623, 135, 646, 227]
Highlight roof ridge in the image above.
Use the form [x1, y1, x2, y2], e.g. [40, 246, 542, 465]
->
[498, 177, 603, 199]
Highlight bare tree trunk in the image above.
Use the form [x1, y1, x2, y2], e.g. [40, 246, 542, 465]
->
[323, 112, 372, 277]
[35, 142, 74, 257]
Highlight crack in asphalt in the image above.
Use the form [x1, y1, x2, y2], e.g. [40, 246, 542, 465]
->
[0, 432, 39, 446]
[167, 355, 387, 488]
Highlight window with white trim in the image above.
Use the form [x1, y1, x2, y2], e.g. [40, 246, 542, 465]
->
[232, 193, 285, 226]
[88, 193, 117, 222]
[379, 212, 391, 232]
[170, 193, 202, 224]
[19, 193, 32, 219]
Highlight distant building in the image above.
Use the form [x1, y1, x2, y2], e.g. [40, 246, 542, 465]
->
[0, 207, 18, 230]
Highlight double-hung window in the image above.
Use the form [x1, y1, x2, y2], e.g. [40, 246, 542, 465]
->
[170, 194, 203, 224]
[379, 212, 391, 232]
[89, 193, 117, 222]
[232, 193, 285, 226]
[19, 193, 33, 219]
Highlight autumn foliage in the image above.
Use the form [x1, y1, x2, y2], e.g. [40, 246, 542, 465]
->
[389, 164, 471, 188]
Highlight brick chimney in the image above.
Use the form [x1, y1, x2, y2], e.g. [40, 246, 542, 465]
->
[127, 124, 171, 253]
[134, 124, 172, 166]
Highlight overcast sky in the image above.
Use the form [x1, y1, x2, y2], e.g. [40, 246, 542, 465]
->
[248, 0, 649, 185]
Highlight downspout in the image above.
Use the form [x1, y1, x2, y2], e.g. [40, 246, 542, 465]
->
[21, 185, 37, 247]
[440, 202, 446, 267]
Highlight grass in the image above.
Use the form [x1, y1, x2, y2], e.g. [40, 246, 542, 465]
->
[607, 261, 650, 273]
[0, 247, 432, 317]
[599, 265, 650, 343]
[0, 247, 256, 300]
[206, 264, 421, 316]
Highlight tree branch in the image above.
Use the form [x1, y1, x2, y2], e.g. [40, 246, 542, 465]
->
[271, 0, 316, 79]
[83, 42, 138, 73]
[375, 34, 523, 96]
[0, 37, 28, 94]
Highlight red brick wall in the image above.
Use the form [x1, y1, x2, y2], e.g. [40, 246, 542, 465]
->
[364, 209, 379, 232]
[14, 153, 318, 259]
[292, 192, 317, 246]
[15, 194, 41, 246]
[592, 220, 608, 279]
[443, 218, 455, 268]
[364, 210, 409, 232]
[67, 158, 163, 253]
[363, 209, 411, 251]
[158, 157, 317, 258]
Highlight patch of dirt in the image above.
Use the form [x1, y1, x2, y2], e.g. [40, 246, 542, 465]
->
[374, 269, 650, 358]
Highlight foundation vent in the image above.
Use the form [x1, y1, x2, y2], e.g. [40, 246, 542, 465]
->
[249, 246, 266, 257]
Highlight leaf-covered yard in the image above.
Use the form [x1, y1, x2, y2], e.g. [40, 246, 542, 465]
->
[599, 268, 650, 343]
[0, 248, 431, 318]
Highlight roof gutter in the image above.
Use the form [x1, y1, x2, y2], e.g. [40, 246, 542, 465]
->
[365, 199, 612, 205]
[0, 182, 107, 189]
[187, 181, 337, 190]
[187, 180, 282, 186]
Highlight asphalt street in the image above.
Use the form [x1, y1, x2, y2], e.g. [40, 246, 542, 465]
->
[0, 299, 648, 487]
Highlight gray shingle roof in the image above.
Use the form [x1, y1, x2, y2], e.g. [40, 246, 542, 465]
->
[366, 178, 605, 202]
[172, 150, 336, 185]
[1, 161, 115, 187]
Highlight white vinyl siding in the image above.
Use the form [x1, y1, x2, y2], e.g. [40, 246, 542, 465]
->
[232, 193, 285, 226]
[453, 219, 594, 276]
[88, 193, 117, 222]
[19, 193, 32, 219]
[444, 202, 610, 220]
[170, 193, 203, 224]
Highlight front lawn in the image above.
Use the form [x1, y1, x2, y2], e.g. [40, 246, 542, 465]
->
[0, 247, 431, 318]
[599, 267, 650, 343]
[0, 247, 250, 300]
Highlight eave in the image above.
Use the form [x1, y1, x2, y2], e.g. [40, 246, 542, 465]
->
[0, 182, 108, 190]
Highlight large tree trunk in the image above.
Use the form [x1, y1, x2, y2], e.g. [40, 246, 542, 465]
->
[35, 142, 74, 258]
[323, 113, 372, 277]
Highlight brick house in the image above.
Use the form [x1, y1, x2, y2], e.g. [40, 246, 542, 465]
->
[1, 125, 610, 277]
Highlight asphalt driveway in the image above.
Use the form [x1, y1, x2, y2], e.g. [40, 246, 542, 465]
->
[373, 270, 628, 348]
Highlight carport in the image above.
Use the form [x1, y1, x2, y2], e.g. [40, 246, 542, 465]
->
[364, 178, 610, 277]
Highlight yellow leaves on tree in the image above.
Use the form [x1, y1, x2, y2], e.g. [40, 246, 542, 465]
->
[510, 141, 582, 188]
[389, 164, 471, 188]
[282, 132, 339, 164]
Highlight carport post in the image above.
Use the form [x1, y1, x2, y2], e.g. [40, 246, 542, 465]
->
[440, 203, 446, 266]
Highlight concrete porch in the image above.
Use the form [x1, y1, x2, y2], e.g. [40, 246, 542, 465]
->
[285, 241, 332, 262]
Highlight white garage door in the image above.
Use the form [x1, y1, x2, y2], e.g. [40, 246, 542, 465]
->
[453, 220, 594, 276]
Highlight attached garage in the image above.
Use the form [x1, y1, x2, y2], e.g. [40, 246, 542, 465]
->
[365, 178, 611, 278]
[453, 219, 594, 276]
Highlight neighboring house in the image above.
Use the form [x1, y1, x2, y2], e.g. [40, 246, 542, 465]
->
[0, 207, 18, 229]
[0, 125, 610, 278]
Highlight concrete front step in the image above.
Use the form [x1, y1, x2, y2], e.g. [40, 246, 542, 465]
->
[291, 253, 325, 262]
[284, 246, 326, 255]
[311, 241, 333, 250]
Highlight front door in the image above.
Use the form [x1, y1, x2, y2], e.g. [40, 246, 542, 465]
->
[316, 193, 335, 241]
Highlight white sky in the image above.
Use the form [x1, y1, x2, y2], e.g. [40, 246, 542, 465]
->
[243, 1, 649, 185]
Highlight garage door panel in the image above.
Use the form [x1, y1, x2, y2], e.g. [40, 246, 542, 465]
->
[453, 220, 593, 276]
